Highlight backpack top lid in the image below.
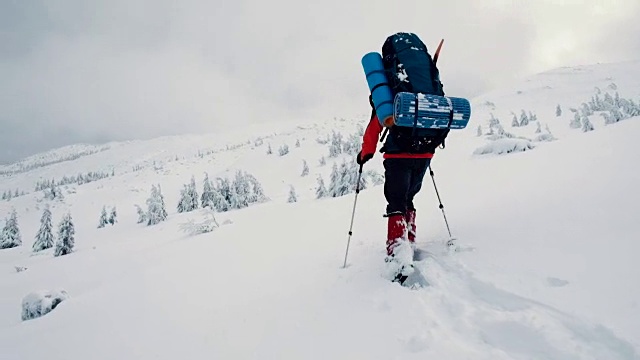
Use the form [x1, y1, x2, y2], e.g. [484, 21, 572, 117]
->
[382, 32, 428, 56]
[381, 32, 443, 97]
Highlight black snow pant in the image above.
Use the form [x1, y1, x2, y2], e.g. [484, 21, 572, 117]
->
[383, 158, 431, 215]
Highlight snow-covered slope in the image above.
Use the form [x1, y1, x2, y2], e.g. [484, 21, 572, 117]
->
[0, 61, 639, 359]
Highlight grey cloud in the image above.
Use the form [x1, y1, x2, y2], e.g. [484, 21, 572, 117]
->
[1, 0, 638, 164]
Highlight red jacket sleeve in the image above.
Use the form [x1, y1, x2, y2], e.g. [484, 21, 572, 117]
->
[361, 115, 383, 156]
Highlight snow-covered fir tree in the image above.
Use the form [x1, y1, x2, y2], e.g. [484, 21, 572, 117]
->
[135, 205, 147, 224]
[266, 143, 273, 155]
[488, 113, 500, 128]
[178, 184, 192, 213]
[108, 207, 117, 225]
[511, 113, 519, 127]
[328, 131, 343, 157]
[44, 183, 64, 201]
[582, 115, 594, 132]
[0, 209, 21, 249]
[232, 170, 267, 209]
[97, 206, 109, 228]
[207, 171, 266, 212]
[230, 171, 250, 209]
[33, 206, 54, 252]
[287, 185, 298, 203]
[54, 213, 75, 257]
[535, 122, 542, 134]
[528, 111, 537, 122]
[604, 92, 614, 107]
[301, 160, 309, 177]
[556, 104, 562, 117]
[295, 139, 301, 148]
[278, 144, 289, 156]
[328, 161, 367, 198]
[146, 184, 168, 225]
[188, 176, 199, 211]
[601, 108, 625, 125]
[342, 133, 361, 156]
[519, 110, 529, 127]
[315, 175, 328, 199]
[570, 112, 582, 129]
[213, 178, 232, 212]
[477, 125, 482, 137]
[581, 103, 593, 117]
[201, 173, 215, 208]
[318, 156, 326, 166]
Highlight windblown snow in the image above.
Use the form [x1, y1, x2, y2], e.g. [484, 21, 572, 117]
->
[1, 61, 639, 359]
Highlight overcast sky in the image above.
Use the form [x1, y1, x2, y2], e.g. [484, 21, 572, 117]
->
[1, 0, 639, 164]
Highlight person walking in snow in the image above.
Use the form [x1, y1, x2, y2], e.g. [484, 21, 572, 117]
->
[356, 97, 435, 282]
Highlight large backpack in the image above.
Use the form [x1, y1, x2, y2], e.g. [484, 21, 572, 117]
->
[380, 32, 449, 154]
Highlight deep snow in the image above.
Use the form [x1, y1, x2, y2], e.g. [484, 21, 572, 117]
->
[0, 60, 639, 359]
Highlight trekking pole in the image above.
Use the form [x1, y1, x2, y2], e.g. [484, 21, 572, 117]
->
[343, 164, 363, 268]
[429, 166, 455, 246]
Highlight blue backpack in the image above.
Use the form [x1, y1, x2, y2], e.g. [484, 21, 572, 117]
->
[380, 32, 449, 154]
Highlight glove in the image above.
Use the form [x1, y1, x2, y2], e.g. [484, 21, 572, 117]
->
[356, 151, 373, 165]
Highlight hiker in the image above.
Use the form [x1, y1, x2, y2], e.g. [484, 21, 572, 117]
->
[356, 101, 433, 257]
[357, 32, 452, 283]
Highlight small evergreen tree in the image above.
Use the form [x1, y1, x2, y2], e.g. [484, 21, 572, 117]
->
[54, 213, 75, 257]
[188, 176, 199, 211]
[146, 184, 168, 225]
[108, 207, 117, 225]
[135, 204, 147, 224]
[301, 160, 309, 177]
[570, 112, 582, 129]
[266, 143, 273, 155]
[319, 156, 326, 166]
[556, 104, 562, 117]
[519, 110, 529, 127]
[295, 139, 301, 148]
[287, 185, 298, 203]
[535, 122, 542, 134]
[33, 207, 54, 252]
[201, 173, 214, 208]
[278, 144, 290, 156]
[315, 175, 328, 199]
[0, 209, 21, 249]
[97, 206, 109, 228]
[476, 125, 482, 137]
[511, 113, 519, 127]
[582, 115, 594, 132]
[329, 131, 343, 157]
[177, 185, 191, 213]
[328, 160, 367, 197]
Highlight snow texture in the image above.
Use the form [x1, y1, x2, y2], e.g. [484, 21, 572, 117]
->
[0, 60, 639, 360]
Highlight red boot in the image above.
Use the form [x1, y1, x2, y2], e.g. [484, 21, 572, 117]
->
[386, 213, 407, 256]
[405, 209, 416, 243]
